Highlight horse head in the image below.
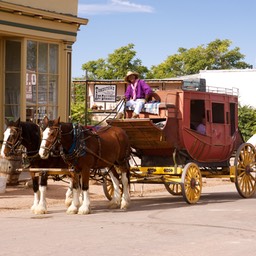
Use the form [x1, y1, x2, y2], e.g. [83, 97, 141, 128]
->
[39, 116, 61, 159]
[1, 118, 23, 157]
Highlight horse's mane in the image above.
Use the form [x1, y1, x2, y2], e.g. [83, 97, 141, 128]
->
[20, 121, 41, 151]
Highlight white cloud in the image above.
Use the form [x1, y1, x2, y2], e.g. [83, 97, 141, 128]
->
[78, 0, 154, 15]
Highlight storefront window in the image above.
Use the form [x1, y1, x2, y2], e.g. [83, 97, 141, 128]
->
[26, 40, 59, 123]
[5, 40, 21, 121]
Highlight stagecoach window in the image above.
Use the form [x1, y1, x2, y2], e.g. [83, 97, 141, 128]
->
[212, 103, 224, 123]
[190, 100, 205, 126]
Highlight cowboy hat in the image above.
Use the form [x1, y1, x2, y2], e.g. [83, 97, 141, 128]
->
[124, 71, 139, 82]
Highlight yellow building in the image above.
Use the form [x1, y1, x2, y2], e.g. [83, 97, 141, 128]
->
[0, 0, 88, 139]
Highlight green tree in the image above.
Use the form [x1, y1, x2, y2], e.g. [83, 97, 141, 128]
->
[70, 81, 92, 124]
[81, 43, 148, 79]
[148, 39, 251, 79]
[238, 105, 256, 141]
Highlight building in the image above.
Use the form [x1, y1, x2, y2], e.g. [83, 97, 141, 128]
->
[191, 69, 256, 108]
[0, 0, 88, 139]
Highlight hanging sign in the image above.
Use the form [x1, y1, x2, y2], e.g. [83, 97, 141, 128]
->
[94, 84, 116, 102]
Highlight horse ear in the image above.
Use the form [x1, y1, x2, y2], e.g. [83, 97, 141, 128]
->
[5, 118, 9, 126]
[42, 116, 49, 127]
[15, 118, 20, 126]
[52, 117, 60, 126]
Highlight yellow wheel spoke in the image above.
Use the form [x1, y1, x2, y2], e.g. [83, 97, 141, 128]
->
[182, 163, 202, 204]
[235, 143, 256, 198]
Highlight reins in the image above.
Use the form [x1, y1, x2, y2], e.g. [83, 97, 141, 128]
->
[86, 98, 126, 128]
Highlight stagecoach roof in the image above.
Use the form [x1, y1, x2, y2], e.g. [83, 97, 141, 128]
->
[73, 79, 184, 83]
[72, 79, 238, 96]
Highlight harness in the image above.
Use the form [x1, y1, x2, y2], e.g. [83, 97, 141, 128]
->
[59, 124, 117, 169]
[60, 124, 87, 167]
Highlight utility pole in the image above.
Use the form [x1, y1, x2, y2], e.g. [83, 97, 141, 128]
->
[84, 70, 88, 126]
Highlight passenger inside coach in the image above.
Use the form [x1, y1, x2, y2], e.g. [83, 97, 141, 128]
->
[196, 116, 206, 135]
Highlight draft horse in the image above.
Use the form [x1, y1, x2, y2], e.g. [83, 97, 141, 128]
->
[0, 118, 69, 214]
[39, 116, 131, 214]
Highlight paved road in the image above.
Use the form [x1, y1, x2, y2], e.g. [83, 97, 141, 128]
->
[1, 183, 256, 256]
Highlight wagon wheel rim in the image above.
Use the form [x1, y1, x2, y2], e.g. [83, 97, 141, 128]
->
[234, 143, 256, 198]
[164, 183, 182, 196]
[103, 173, 114, 201]
[181, 162, 202, 204]
[102, 172, 123, 201]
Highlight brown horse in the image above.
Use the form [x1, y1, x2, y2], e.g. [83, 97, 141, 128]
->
[39, 116, 131, 214]
[0, 118, 70, 214]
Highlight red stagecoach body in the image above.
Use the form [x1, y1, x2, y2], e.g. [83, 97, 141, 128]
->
[107, 79, 242, 167]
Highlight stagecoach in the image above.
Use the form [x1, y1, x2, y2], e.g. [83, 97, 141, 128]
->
[2, 79, 256, 215]
[105, 79, 256, 204]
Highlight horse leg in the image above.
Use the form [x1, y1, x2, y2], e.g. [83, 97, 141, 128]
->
[78, 169, 91, 215]
[34, 172, 48, 214]
[120, 170, 130, 210]
[66, 172, 81, 214]
[65, 178, 73, 207]
[108, 169, 121, 209]
[31, 175, 40, 213]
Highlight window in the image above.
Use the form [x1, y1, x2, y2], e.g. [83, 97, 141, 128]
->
[190, 100, 205, 130]
[212, 103, 224, 123]
[5, 40, 21, 121]
[26, 41, 59, 123]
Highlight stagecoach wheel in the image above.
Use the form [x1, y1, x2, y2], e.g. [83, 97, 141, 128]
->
[164, 183, 182, 195]
[234, 143, 256, 198]
[102, 172, 123, 201]
[181, 162, 202, 204]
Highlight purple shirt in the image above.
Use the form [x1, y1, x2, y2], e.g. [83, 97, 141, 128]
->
[125, 79, 152, 100]
[196, 124, 206, 135]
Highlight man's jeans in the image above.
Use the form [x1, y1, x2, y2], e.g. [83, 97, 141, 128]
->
[117, 99, 146, 115]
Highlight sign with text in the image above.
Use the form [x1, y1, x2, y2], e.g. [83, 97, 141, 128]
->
[94, 84, 116, 102]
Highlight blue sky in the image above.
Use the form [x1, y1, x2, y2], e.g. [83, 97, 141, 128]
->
[72, 0, 256, 78]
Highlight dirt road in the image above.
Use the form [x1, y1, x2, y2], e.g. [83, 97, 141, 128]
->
[0, 175, 229, 213]
[1, 179, 256, 256]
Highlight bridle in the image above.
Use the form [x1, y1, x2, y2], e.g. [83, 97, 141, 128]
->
[40, 125, 63, 156]
[2, 126, 23, 156]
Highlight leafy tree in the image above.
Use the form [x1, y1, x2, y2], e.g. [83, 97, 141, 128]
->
[238, 105, 256, 141]
[148, 39, 251, 78]
[81, 43, 148, 79]
[70, 82, 92, 124]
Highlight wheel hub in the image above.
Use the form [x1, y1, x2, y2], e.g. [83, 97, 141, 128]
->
[190, 178, 196, 189]
[245, 165, 252, 174]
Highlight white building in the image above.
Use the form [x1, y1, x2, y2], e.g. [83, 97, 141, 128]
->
[198, 69, 256, 108]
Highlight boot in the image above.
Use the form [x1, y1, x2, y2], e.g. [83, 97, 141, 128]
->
[116, 113, 124, 119]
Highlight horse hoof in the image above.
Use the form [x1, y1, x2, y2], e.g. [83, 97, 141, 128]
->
[66, 209, 78, 214]
[120, 204, 129, 210]
[34, 209, 47, 214]
[120, 200, 129, 210]
[66, 205, 78, 214]
[78, 208, 91, 215]
[109, 203, 120, 209]
[30, 205, 36, 212]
